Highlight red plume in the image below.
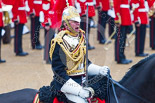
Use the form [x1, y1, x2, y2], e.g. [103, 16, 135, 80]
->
[51, 0, 73, 28]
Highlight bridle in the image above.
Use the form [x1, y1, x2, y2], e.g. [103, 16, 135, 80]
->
[106, 74, 152, 103]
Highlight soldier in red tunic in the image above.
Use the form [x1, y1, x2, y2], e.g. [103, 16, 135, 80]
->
[75, 0, 95, 50]
[41, 0, 55, 64]
[114, 0, 133, 64]
[131, 0, 149, 57]
[96, 0, 115, 44]
[75, 0, 86, 33]
[0, 0, 6, 63]
[28, 0, 43, 50]
[148, 0, 155, 50]
[12, 0, 28, 56]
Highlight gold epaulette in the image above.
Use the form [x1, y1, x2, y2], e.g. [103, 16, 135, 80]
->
[49, 30, 66, 60]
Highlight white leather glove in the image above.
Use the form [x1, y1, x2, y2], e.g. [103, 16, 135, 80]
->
[78, 87, 94, 99]
[88, 64, 110, 76]
[78, 88, 89, 98]
[99, 66, 109, 76]
[61, 79, 94, 99]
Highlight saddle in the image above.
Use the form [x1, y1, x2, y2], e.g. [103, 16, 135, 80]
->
[33, 93, 40, 103]
[33, 93, 69, 103]
[33, 93, 105, 103]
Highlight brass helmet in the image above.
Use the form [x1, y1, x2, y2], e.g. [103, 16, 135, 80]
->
[62, 6, 81, 23]
[61, 3, 81, 35]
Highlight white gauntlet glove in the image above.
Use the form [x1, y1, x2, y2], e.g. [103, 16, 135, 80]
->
[88, 64, 110, 76]
[78, 87, 94, 99]
[61, 79, 94, 102]
[99, 66, 109, 76]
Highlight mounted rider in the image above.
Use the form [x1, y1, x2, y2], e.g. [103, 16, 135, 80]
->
[38, 0, 110, 103]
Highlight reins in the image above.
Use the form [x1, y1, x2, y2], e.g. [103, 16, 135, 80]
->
[107, 75, 152, 103]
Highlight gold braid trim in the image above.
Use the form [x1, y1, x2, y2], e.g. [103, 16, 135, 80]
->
[66, 59, 83, 75]
[79, 29, 85, 34]
[33, 93, 40, 103]
[49, 30, 86, 75]
[49, 31, 64, 60]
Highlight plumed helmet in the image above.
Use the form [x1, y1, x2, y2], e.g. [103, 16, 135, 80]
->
[62, 6, 81, 23]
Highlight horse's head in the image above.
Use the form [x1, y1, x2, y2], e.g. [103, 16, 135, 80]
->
[116, 54, 155, 103]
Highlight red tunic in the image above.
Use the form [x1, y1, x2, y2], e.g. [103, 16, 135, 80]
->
[76, 0, 95, 17]
[2, 0, 15, 5]
[41, 0, 54, 28]
[76, 0, 86, 16]
[96, 0, 110, 11]
[147, 0, 155, 8]
[0, 0, 3, 27]
[131, 0, 148, 24]
[114, 0, 132, 25]
[28, 0, 42, 16]
[86, 0, 96, 17]
[12, 0, 27, 24]
[27, 0, 34, 15]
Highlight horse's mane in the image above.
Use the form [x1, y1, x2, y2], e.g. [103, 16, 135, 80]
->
[119, 54, 155, 84]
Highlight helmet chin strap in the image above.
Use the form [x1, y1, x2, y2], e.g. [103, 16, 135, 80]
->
[64, 20, 79, 36]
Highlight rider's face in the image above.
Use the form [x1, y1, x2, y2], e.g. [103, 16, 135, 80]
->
[65, 20, 80, 33]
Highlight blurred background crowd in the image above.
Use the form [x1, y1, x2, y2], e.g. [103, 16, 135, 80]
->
[0, 0, 155, 65]
[0, 0, 155, 93]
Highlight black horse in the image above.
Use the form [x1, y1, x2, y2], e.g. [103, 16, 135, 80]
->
[0, 54, 155, 103]
[108, 54, 155, 103]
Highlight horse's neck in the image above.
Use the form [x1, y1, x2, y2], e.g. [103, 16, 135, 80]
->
[109, 57, 155, 103]
[123, 63, 154, 93]
[120, 69, 148, 96]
